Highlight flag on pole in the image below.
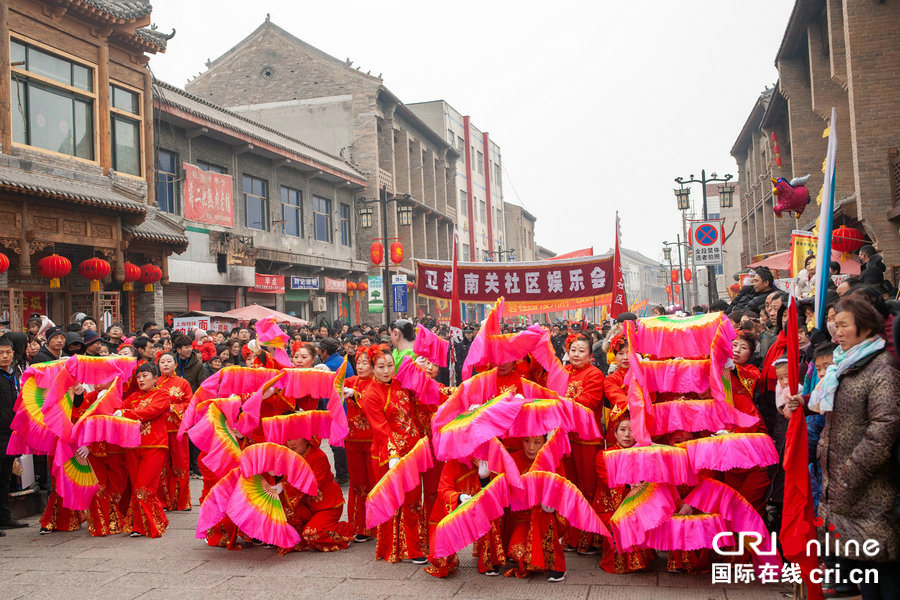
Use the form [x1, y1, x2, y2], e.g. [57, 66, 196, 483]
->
[449, 227, 462, 385]
[611, 212, 628, 318]
[780, 296, 824, 600]
[814, 107, 837, 331]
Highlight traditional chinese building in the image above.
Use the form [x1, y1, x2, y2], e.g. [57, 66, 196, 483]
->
[0, 0, 184, 331]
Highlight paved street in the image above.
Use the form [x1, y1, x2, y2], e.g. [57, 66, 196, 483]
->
[1, 482, 794, 600]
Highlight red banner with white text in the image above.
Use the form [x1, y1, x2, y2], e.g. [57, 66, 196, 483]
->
[183, 162, 234, 227]
[416, 255, 614, 303]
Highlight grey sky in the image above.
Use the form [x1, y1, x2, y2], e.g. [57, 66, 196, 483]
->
[147, 0, 794, 265]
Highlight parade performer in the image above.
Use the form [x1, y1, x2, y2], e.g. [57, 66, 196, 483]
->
[506, 435, 568, 581]
[278, 435, 352, 554]
[425, 457, 504, 578]
[155, 352, 193, 511]
[561, 333, 605, 553]
[594, 416, 655, 574]
[120, 362, 170, 538]
[38, 386, 86, 534]
[359, 345, 427, 564]
[344, 347, 377, 541]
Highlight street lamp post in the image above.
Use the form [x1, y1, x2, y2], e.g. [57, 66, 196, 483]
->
[673, 170, 733, 305]
[662, 237, 689, 310]
[358, 185, 412, 325]
[485, 243, 516, 262]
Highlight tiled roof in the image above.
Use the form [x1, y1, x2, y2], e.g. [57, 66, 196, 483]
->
[0, 162, 146, 214]
[154, 81, 367, 183]
[130, 214, 188, 249]
[80, 0, 151, 20]
[133, 27, 174, 52]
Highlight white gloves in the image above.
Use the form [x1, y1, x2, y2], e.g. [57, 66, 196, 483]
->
[113, 410, 123, 417]
[388, 457, 400, 470]
[467, 402, 482, 412]
[247, 339, 260, 354]
[314, 364, 331, 372]
[541, 503, 555, 513]
[262, 386, 276, 399]
[477, 460, 490, 479]
[234, 430, 244, 439]
[458, 493, 473, 504]
[342, 387, 355, 399]
[415, 355, 428, 368]
[76, 446, 90, 459]
[272, 482, 284, 495]
[724, 358, 735, 371]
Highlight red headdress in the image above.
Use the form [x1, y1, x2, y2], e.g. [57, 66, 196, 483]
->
[565, 332, 590, 351]
[366, 343, 391, 367]
[609, 332, 627, 354]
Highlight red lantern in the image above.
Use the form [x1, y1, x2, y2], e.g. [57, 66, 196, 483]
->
[831, 226, 865, 254]
[674, 284, 681, 295]
[138, 263, 163, 292]
[122, 261, 141, 292]
[37, 254, 71, 288]
[0, 252, 8, 275]
[347, 281, 358, 292]
[390, 241, 404, 265]
[370, 242, 384, 266]
[683, 268, 692, 282]
[358, 281, 368, 292]
[78, 257, 111, 292]
[406, 280, 415, 290]
[670, 269, 679, 283]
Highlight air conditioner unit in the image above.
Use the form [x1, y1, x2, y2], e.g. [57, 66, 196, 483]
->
[314, 296, 328, 312]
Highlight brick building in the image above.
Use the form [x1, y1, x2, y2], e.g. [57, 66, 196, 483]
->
[502, 202, 536, 262]
[0, 0, 183, 331]
[183, 18, 459, 319]
[731, 0, 900, 281]
[407, 101, 506, 262]
[152, 81, 368, 324]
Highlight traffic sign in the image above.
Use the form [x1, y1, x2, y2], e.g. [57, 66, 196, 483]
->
[690, 219, 724, 266]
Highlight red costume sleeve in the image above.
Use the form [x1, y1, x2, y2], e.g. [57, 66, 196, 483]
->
[122, 389, 169, 422]
[566, 364, 605, 411]
[303, 446, 345, 511]
[603, 369, 629, 411]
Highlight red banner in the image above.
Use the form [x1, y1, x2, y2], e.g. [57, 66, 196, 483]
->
[503, 294, 611, 317]
[324, 277, 347, 293]
[249, 273, 284, 294]
[22, 291, 46, 316]
[183, 162, 234, 227]
[416, 255, 614, 303]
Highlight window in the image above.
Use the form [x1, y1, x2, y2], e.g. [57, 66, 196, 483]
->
[197, 160, 226, 174]
[10, 39, 95, 160]
[447, 129, 454, 145]
[457, 136, 464, 153]
[242, 175, 268, 231]
[476, 151, 484, 174]
[459, 190, 467, 216]
[313, 196, 332, 243]
[496, 208, 503, 228]
[110, 84, 141, 175]
[462, 243, 470, 260]
[493, 162, 502, 186]
[339, 203, 351, 246]
[479, 199, 487, 223]
[280, 186, 302, 237]
[156, 150, 177, 214]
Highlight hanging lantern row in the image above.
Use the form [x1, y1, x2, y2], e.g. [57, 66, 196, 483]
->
[37, 254, 71, 288]
[390, 241, 404, 265]
[347, 281, 357, 298]
[78, 258, 111, 292]
[406, 280, 415, 290]
[0, 252, 9, 275]
[771, 132, 782, 168]
[358, 281, 368, 292]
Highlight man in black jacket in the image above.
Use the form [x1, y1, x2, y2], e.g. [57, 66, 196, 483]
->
[1, 336, 28, 530]
[454, 326, 475, 383]
[858, 245, 886, 287]
[31, 328, 67, 364]
[726, 267, 775, 315]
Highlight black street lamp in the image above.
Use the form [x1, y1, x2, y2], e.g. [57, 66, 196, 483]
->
[673, 170, 733, 304]
[358, 185, 412, 324]
[485, 243, 516, 262]
[663, 236, 689, 310]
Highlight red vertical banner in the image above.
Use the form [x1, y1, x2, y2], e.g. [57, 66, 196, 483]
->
[128, 293, 136, 332]
[22, 291, 47, 316]
[449, 227, 462, 340]
[611, 212, 628, 318]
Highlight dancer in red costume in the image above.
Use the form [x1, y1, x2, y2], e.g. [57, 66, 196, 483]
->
[80, 383, 127, 536]
[506, 435, 568, 581]
[594, 416, 655, 573]
[721, 330, 770, 515]
[664, 430, 711, 574]
[289, 342, 323, 411]
[561, 333, 605, 553]
[603, 334, 630, 417]
[39, 384, 86, 534]
[344, 347, 377, 542]
[358, 345, 427, 564]
[121, 362, 170, 538]
[155, 352, 193, 511]
[425, 457, 505, 578]
[277, 436, 352, 554]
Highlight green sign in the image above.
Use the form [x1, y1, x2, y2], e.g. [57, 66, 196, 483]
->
[368, 275, 384, 314]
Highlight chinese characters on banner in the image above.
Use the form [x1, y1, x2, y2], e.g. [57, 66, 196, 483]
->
[367, 275, 384, 314]
[690, 219, 725, 266]
[415, 255, 614, 303]
[323, 277, 347, 294]
[392, 274, 407, 314]
[249, 273, 285, 293]
[183, 162, 234, 227]
[290, 276, 319, 290]
[789, 230, 818, 277]
[22, 291, 46, 315]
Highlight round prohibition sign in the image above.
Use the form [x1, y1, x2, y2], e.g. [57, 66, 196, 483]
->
[695, 224, 719, 246]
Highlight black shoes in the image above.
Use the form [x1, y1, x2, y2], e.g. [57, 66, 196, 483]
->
[0, 518, 29, 529]
[547, 570, 566, 582]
